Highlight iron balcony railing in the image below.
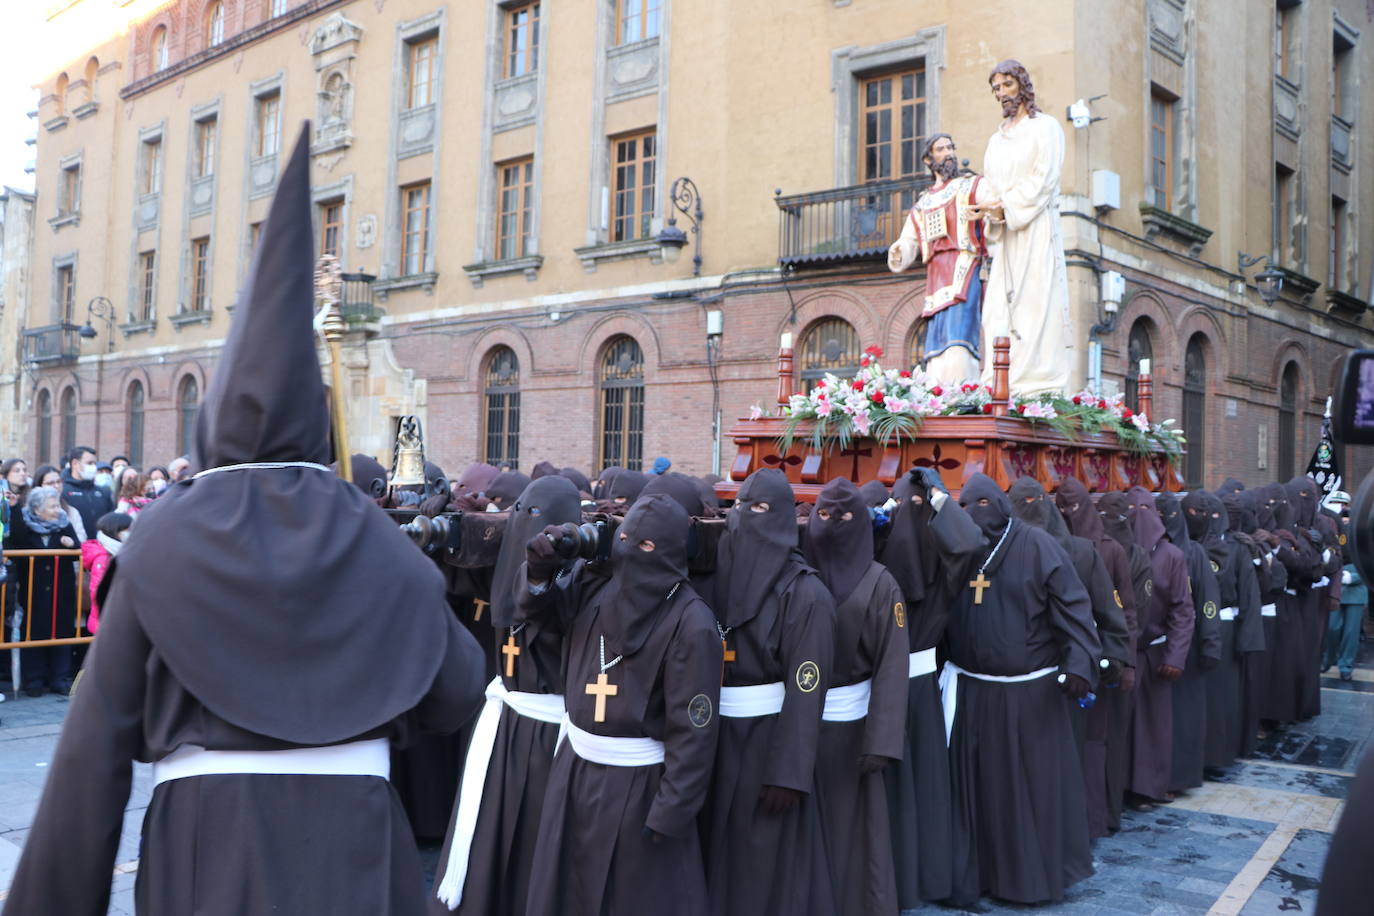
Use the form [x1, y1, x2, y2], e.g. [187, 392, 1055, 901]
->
[776, 176, 932, 268]
[22, 323, 82, 365]
[339, 272, 383, 324]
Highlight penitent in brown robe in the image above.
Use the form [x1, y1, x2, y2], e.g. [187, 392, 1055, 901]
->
[704, 468, 838, 916]
[806, 479, 909, 916]
[523, 495, 723, 916]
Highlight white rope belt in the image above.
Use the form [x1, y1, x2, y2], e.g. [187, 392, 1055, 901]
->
[908, 647, 938, 679]
[937, 662, 1057, 747]
[1148, 634, 1168, 646]
[152, 738, 389, 787]
[1218, 606, 1238, 622]
[435, 677, 564, 909]
[192, 461, 332, 480]
[563, 718, 665, 767]
[822, 679, 871, 722]
[1313, 576, 1331, 588]
[719, 682, 786, 718]
[1284, 588, 1298, 596]
[1261, 603, 1278, 617]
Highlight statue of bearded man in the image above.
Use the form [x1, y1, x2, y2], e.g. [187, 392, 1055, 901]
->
[968, 60, 1074, 396]
[888, 133, 989, 384]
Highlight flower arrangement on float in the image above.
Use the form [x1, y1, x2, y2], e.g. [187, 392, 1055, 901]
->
[769, 345, 1187, 461]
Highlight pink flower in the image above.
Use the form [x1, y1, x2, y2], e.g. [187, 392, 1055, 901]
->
[886, 397, 911, 413]
[749, 405, 764, 420]
[853, 412, 871, 436]
[816, 399, 833, 417]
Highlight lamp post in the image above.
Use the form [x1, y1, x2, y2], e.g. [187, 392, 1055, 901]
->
[655, 176, 704, 276]
[1238, 251, 1285, 305]
[78, 295, 116, 454]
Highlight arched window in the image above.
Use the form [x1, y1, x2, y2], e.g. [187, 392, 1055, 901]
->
[151, 26, 169, 72]
[598, 336, 644, 471]
[54, 73, 68, 115]
[797, 317, 860, 391]
[1125, 318, 1154, 413]
[206, 2, 225, 47]
[1182, 335, 1207, 488]
[84, 57, 99, 104]
[127, 381, 145, 466]
[1278, 362, 1299, 481]
[59, 387, 77, 457]
[36, 390, 52, 465]
[483, 347, 520, 469]
[177, 375, 200, 458]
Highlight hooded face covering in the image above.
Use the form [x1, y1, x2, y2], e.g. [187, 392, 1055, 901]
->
[958, 473, 1011, 543]
[1127, 487, 1168, 549]
[608, 470, 649, 505]
[1285, 476, 1319, 529]
[349, 453, 388, 500]
[1055, 476, 1106, 543]
[594, 467, 624, 501]
[1266, 482, 1295, 531]
[559, 467, 591, 495]
[602, 493, 690, 655]
[716, 468, 800, 628]
[486, 471, 532, 510]
[641, 472, 705, 518]
[858, 480, 891, 508]
[1009, 476, 1073, 549]
[531, 461, 560, 480]
[1216, 478, 1246, 498]
[1224, 492, 1255, 535]
[1251, 490, 1275, 532]
[491, 475, 582, 628]
[1180, 490, 1211, 542]
[806, 478, 873, 598]
[1154, 491, 1190, 548]
[1097, 491, 1136, 549]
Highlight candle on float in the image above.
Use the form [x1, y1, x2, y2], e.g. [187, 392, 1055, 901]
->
[780, 332, 793, 350]
[1139, 358, 1151, 375]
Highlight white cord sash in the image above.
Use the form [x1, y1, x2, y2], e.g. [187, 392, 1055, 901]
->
[152, 738, 389, 787]
[192, 461, 333, 480]
[821, 679, 872, 722]
[937, 661, 1058, 746]
[719, 682, 786, 718]
[908, 647, 938, 679]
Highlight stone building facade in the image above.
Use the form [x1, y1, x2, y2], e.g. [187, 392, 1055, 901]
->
[15, 0, 1374, 488]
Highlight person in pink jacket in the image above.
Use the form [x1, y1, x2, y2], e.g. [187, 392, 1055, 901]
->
[80, 512, 132, 634]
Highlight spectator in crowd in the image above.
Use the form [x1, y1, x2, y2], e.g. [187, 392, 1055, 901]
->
[35, 465, 86, 543]
[167, 455, 191, 482]
[110, 456, 130, 477]
[95, 462, 115, 501]
[80, 512, 132, 635]
[4, 487, 80, 696]
[146, 465, 170, 495]
[61, 446, 114, 541]
[116, 470, 151, 517]
[3, 459, 29, 499]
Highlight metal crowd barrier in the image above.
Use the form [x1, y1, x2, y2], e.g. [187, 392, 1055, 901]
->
[1, 548, 92, 650]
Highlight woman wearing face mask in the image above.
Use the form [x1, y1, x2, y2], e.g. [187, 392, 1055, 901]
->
[3, 487, 80, 696]
[81, 512, 133, 635]
[33, 465, 87, 543]
[146, 466, 170, 497]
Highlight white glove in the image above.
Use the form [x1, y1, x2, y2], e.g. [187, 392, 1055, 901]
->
[1342, 570, 1353, 586]
[1322, 549, 1332, 564]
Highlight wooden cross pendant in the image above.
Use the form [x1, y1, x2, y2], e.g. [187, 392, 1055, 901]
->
[721, 639, 737, 685]
[968, 573, 991, 605]
[472, 598, 489, 622]
[502, 632, 521, 678]
[585, 672, 619, 723]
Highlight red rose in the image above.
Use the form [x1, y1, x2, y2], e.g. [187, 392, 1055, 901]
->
[852, 380, 865, 390]
[872, 391, 886, 404]
[981, 403, 993, 414]
[1015, 404, 1026, 413]
[1072, 395, 1082, 405]
[817, 392, 827, 400]
[1123, 408, 1134, 419]
[864, 345, 884, 359]
[1097, 399, 1108, 409]
[931, 385, 944, 396]
[899, 370, 912, 379]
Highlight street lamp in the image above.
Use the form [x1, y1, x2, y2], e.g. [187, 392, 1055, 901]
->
[655, 176, 704, 276]
[1238, 252, 1285, 305]
[78, 295, 116, 352]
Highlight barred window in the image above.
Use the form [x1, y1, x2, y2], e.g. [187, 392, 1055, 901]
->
[37, 389, 52, 466]
[798, 317, 860, 390]
[60, 387, 77, 458]
[598, 336, 644, 472]
[178, 375, 200, 458]
[1183, 335, 1207, 488]
[1124, 319, 1154, 413]
[483, 347, 521, 469]
[1278, 362, 1299, 482]
[128, 381, 145, 466]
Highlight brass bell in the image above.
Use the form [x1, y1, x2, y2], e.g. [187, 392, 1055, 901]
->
[391, 415, 427, 487]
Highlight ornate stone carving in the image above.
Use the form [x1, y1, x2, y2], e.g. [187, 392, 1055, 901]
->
[311, 14, 363, 156]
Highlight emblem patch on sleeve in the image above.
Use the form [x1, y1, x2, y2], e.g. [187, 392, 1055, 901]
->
[796, 661, 821, 693]
[688, 694, 713, 728]
[1113, 589, 1124, 608]
[1210, 560, 1221, 573]
[894, 602, 906, 628]
[1144, 579, 1154, 598]
[1203, 600, 1218, 619]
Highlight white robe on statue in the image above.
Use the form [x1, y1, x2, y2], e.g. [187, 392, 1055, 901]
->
[979, 113, 1073, 397]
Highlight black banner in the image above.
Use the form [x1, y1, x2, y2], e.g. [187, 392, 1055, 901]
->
[1306, 407, 1343, 498]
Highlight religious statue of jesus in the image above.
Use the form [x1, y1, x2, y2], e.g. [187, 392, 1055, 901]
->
[887, 134, 988, 384]
[967, 59, 1074, 396]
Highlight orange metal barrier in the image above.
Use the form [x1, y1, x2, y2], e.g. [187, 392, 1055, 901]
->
[0, 548, 93, 649]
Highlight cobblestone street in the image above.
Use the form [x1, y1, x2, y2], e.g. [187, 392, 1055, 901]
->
[0, 652, 1369, 915]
